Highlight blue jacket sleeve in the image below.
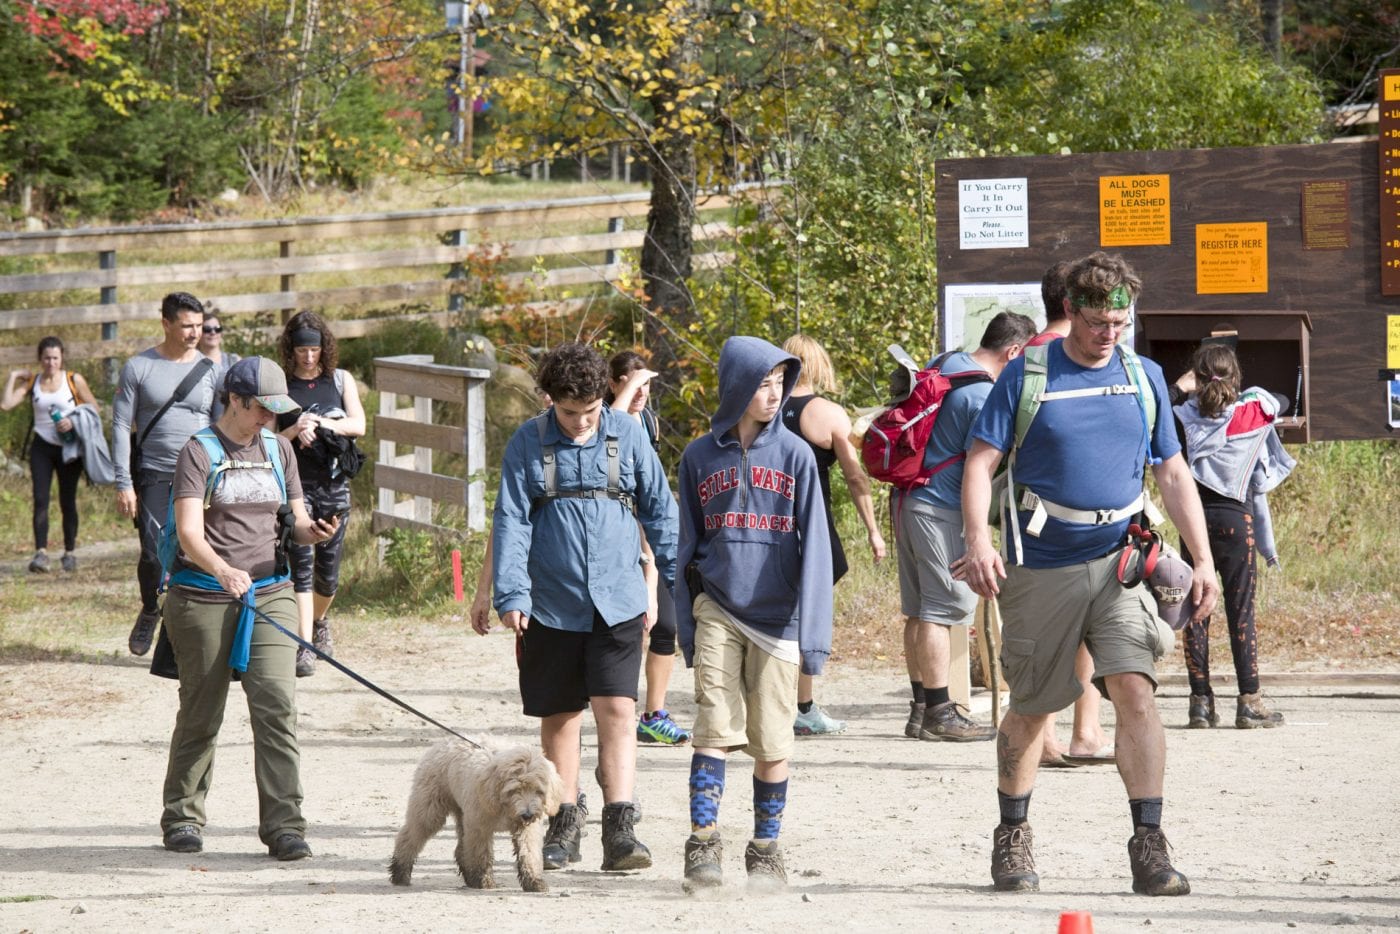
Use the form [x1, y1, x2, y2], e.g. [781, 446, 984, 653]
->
[634, 441, 678, 590]
[491, 423, 535, 621]
[795, 451, 834, 676]
[674, 444, 701, 667]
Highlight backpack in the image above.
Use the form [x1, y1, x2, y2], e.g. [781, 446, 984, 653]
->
[19, 370, 81, 459]
[529, 413, 635, 514]
[156, 426, 287, 588]
[861, 345, 992, 491]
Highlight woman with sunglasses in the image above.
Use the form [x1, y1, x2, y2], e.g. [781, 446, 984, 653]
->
[198, 312, 240, 385]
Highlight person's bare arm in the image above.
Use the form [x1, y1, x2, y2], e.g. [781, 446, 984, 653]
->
[950, 440, 1006, 598]
[1152, 453, 1219, 623]
[72, 372, 100, 411]
[319, 370, 367, 437]
[814, 400, 886, 562]
[0, 370, 30, 411]
[470, 532, 495, 635]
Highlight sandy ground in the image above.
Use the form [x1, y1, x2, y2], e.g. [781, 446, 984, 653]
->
[3, 621, 1400, 934]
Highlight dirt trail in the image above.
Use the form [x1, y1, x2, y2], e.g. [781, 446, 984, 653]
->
[2, 625, 1398, 933]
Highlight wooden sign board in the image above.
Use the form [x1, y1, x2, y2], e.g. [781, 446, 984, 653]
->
[936, 141, 1397, 442]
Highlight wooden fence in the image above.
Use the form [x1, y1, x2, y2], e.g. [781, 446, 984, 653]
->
[0, 185, 767, 367]
[373, 354, 489, 541]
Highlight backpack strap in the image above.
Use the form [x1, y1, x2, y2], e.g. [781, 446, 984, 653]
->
[530, 413, 634, 514]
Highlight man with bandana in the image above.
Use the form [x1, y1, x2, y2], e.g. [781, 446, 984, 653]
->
[954, 252, 1219, 897]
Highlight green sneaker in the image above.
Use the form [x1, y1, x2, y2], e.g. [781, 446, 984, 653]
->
[637, 710, 692, 745]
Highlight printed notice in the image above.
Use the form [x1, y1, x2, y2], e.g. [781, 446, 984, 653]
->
[1389, 316, 1400, 369]
[958, 178, 1029, 250]
[1301, 180, 1350, 250]
[1195, 222, 1268, 295]
[1099, 174, 1171, 246]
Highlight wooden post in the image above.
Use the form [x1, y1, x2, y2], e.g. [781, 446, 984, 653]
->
[99, 250, 117, 384]
[279, 240, 296, 323]
[604, 216, 625, 269]
[465, 372, 486, 531]
[949, 625, 972, 709]
[446, 229, 468, 320]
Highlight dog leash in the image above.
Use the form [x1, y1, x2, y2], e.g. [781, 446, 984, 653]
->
[248, 602, 482, 749]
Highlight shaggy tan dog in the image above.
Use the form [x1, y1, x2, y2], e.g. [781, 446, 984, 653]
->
[389, 738, 564, 893]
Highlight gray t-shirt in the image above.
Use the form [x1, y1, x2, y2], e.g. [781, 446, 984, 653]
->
[111, 348, 219, 489]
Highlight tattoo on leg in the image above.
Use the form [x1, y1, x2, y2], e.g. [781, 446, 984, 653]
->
[997, 730, 1020, 781]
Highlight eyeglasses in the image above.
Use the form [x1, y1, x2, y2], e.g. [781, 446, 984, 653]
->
[1075, 311, 1132, 335]
[202, 325, 223, 335]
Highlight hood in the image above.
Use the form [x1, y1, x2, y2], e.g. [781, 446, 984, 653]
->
[710, 336, 801, 443]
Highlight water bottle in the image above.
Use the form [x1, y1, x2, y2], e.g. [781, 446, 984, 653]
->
[50, 404, 76, 443]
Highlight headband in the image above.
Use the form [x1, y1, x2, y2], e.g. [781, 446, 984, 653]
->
[1070, 283, 1134, 310]
[292, 328, 323, 348]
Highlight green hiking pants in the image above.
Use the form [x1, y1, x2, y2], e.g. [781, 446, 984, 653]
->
[160, 586, 305, 846]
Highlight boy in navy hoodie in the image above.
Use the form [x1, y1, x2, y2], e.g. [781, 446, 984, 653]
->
[674, 336, 833, 891]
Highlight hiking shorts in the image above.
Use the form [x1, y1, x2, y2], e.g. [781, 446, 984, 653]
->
[690, 593, 800, 762]
[895, 496, 977, 625]
[996, 550, 1175, 716]
[517, 610, 643, 717]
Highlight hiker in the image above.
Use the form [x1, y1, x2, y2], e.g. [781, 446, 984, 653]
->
[492, 342, 677, 873]
[1028, 261, 1115, 767]
[893, 312, 1036, 742]
[955, 251, 1219, 896]
[158, 356, 340, 860]
[1, 336, 103, 573]
[198, 311, 241, 387]
[605, 350, 691, 747]
[674, 336, 833, 891]
[1170, 342, 1295, 729]
[112, 292, 221, 658]
[277, 312, 366, 678]
[779, 334, 887, 738]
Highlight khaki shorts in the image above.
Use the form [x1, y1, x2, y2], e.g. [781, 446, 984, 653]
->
[997, 551, 1175, 716]
[691, 593, 800, 762]
[895, 496, 977, 625]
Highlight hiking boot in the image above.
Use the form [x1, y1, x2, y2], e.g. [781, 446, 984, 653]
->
[1187, 693, 1219, 729]
[129, 607, 162, 656]
[268, 832, 312, 861]
[744, 839, 787, 891]
[163, 824, 202, 854]
[991, 822, 1039, 892]
[600, 802, 650, 871]
[295, 646, 316, 678]
[683, 831, 724, 892]
[28, 551, 49, 573]
[920, 701, 995, 742]
[312, 618, 334, 659]
[60, 552, 77, 573]
[905, 701, 926, 738]
[1235, 692, 1284, 729]
[542, 802, 584, 870]
[794, 704, 847, 736]
[1127, 827, 1190, 895]
[638, 709, 692, 745]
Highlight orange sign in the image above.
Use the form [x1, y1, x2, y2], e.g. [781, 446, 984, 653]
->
[1195, 222, 1268, 295]
[1099, 174, 1171, 246]
[1386, 73, 1400, 101]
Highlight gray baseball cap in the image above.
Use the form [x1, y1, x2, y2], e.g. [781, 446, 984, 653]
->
[225, 356, 301, 414]
[1148, 545, 1196, 630]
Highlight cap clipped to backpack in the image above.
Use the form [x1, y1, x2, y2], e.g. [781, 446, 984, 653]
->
[1148, 544, 1196, 630]
[225, 356, 301, 415]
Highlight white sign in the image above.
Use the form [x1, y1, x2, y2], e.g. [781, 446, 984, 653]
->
[958, 177, 1029, 250]
[942, 282, 1044, 353]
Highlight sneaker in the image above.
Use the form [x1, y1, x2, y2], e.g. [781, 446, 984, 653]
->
[60, 552, 77, 573]
[991, 822, 1039, 892]
[129, 607, 162, 657]
[1235, 692, 1284, 729]
[163, 824, 203, 854]
[268, 832, 312, 861]
[744, 839, 787, 891]
[638, 709, 692, 745]
[905, 701, 926, 738]
[312, 618, 333, 659]
[28, 551, 49, 573]
[1127, 827, 1190, 895]
[794, 704, 847, 736]
[600, 802, 650, 871]
[295, 646, 316, 678]
[920, 700, 995, 742]
[542, 802, 584, 870]
[683, 831, 724, 892]
[1187, 693, 1219, 729]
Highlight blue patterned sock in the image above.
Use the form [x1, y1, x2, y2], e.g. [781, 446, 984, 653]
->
[753, 776, 788, 841]
[688, 753, 726, 831]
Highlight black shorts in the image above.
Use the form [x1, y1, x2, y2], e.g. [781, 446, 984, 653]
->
[519, 611, 644, 717]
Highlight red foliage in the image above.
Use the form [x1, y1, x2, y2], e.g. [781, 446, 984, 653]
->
[13, 0, 168, 61]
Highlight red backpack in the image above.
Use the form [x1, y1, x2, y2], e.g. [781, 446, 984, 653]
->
[861, 346, 992, 491]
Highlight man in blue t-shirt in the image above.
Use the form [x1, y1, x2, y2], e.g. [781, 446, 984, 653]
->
[955, 252, 1219, 897]
[897, 311, 1035, 743]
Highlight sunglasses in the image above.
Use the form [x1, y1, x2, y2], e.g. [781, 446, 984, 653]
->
[202, 325, 223, 334]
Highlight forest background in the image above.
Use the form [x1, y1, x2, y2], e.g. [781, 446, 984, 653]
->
[1, 0, 1398, 673]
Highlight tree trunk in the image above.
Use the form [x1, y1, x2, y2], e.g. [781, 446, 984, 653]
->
[640, 127, 697, 377]
[1261, 0, 1282, 62]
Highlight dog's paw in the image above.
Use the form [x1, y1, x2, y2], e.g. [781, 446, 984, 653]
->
[520, 875, 548, 894]
[461, 868, 494, 889]
[388, 859, 412, 886]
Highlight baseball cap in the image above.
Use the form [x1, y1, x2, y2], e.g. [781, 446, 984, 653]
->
[224, 356, 301, 414]
[1148, 545, 1196, 630]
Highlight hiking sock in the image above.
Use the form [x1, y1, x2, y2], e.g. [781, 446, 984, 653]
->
[911, 681, 924, 703]
[797, 701, 814, 714]
[925, 686, 951, 708]
[1130, 797, 1163, 831]
[689, 753, 726, 832]
[998, 790, 1032, 826]
[753, 777, 788, 841]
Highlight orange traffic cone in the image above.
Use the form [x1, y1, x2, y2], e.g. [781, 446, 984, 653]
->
[1057, 911, 1094, 934]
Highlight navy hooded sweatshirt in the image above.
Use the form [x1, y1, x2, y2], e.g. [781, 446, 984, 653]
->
[675, 336, 834, 676]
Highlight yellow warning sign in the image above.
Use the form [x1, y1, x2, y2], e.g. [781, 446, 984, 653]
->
[1385, 73, 1400, 101]
[1195, 222, 1268, 295]
[1389, 316, 1400, 369]
[1099, 174, 1171, 247]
